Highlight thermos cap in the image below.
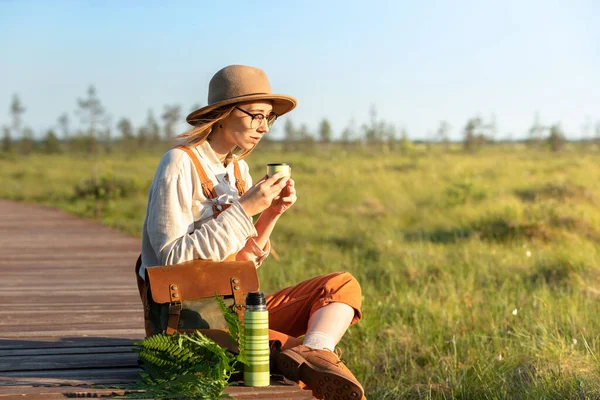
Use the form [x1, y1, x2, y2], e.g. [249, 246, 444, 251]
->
[245, 291, 266, 306]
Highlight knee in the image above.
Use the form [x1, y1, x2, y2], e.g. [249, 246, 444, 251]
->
[337, 271, 361, 293]
[324, 271, 362, 325]
[323, 271, 362, 308]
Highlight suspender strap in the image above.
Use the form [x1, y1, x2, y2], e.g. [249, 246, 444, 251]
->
[175, 145, 246, 198]
[175, 145, 217, 199]
[233, 161, 246, 196]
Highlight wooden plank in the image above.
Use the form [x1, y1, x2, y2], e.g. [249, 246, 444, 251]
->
[0, 322, 144, 333]
[2, 272, 136, 279]
[0, 295, 140, 304]
[1, 279, 139, 285]
[0, 310, 140, 321]
[0, 338, 136, 350]
[0, 374, 313, 399]
[0, 328, 145, 338]
[0, 387, 147, 399]
[0, 352, 139, 372]
[0, 312, 141, 322]
[0, 394, 147, 399]
[0, 322, 142, 329]
[0, 345, 134, 357]
[0, 304, 139, 311]
[0, 289, 137, 295]
[0, 367, 141, 386]
[1, 256, 138, 263]
[0, 383, 315, 400]
[0, 307, 141, 314]
[1, 254, 139, 263]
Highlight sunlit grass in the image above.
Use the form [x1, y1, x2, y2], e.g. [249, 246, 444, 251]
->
[2, 144, 600, 399]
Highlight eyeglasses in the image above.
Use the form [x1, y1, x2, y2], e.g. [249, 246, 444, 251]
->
[235, 106, 278, 129]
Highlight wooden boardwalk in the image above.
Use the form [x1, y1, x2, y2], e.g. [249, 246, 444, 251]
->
[0, 200, 314, 399]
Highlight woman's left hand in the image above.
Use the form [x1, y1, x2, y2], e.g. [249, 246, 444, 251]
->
[267, 178, 297, 215]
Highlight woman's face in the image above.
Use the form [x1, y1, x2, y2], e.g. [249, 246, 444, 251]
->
[220, 101, 274, 150]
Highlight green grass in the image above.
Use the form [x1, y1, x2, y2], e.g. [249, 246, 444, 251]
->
[2, 143, 600, 399]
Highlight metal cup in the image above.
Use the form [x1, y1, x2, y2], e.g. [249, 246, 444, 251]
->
[267, 163, 291, 183]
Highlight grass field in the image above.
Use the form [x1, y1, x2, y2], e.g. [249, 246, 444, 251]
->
[2, 143, 600, 399]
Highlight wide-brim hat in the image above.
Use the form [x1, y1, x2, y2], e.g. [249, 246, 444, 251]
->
[186, 65, 297, 126]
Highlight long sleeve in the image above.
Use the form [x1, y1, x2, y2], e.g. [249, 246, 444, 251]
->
[236, 237, 271, 267]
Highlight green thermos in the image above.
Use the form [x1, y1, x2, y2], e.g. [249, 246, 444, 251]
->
[243, 291, 270, 387]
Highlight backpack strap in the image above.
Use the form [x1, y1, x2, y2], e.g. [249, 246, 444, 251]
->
[174, 145, 217, 199]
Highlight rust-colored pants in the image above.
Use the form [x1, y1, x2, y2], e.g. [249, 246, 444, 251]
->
[265, 271, 363, 350]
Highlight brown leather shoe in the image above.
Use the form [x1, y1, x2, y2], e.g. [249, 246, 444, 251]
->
[275, 345, 364, 400]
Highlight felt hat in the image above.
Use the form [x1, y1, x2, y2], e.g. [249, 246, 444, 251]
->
[186, 65, 297, 125]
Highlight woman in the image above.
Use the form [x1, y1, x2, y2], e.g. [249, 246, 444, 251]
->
[138, 65, 365, 400]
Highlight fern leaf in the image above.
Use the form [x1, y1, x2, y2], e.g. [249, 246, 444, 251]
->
[121, 295, 257, 399]
[214, 293, 247, 366]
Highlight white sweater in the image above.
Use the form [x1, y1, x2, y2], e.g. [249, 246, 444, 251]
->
[138, 141, 269, 279]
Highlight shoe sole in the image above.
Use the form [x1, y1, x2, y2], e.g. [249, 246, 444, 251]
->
[276, 349, 364, 400]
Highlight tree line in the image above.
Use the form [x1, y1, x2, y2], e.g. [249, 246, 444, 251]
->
[2, 87, 183, 155]
[3, 87, 600, 155]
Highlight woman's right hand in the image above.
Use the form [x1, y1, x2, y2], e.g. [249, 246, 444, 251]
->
[238, 172, 290, 217]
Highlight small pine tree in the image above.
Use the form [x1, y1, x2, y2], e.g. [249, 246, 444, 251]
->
[146, 109, 161, 144]
[43, 129, 61, 154]
[77, 85, 106, 141]
[117, 118, 134, 139]
[19, 127, 35, 155]
[547, 124, 566, 152]
[463, 117, 488, 152]
[318, 119, 332, 144]
[10, 94, 25, 138]
[162, 105, 181, 141]
[463, 118, 480, 152]
[137, 126, 149, 150]
[340, 119, 356, 148]
[298, 124, 315, 149]
[362, 105, 384, 145]
[399, 128, 412, 153]
[102, 127, 113, 153]
[1, 126, 12, 153]
[437, 121, 451, 150]
[283, 119, 298, 151]
[57, 113, 70, 139]
[528, 112, 545, 148]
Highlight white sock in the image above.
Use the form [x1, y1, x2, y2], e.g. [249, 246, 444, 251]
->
[303, 331, 336, 352]
[306, 302, 355, 344]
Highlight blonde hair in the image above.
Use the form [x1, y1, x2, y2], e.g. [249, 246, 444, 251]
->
[176, 105, 256, 162]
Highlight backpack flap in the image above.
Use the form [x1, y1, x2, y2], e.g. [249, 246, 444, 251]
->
[146, 259, 259, 304]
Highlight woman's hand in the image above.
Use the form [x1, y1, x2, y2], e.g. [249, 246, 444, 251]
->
[238, 172, 290, 217]
[266, 178, 296, 215]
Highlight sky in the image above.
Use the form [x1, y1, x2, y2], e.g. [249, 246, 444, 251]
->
[0, 0, 599, 141]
